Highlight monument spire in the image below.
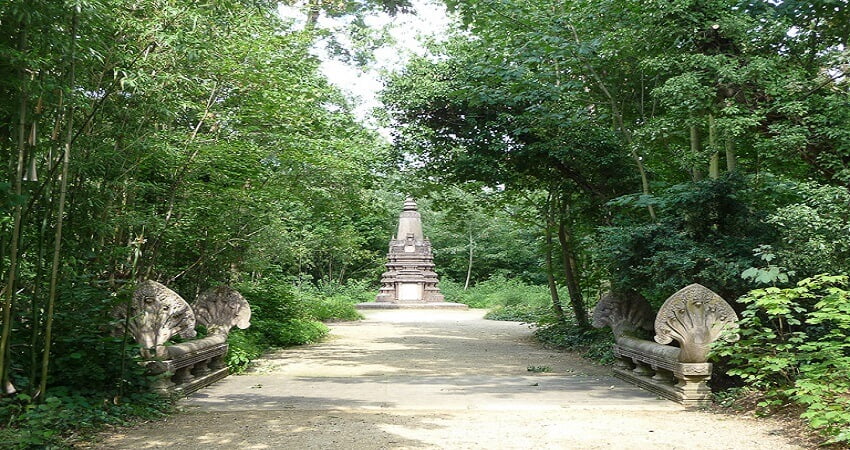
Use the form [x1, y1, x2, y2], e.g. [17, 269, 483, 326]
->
[396, 197, 424, 241]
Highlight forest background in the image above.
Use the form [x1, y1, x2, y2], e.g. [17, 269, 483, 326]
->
[1, 0, 849, 447]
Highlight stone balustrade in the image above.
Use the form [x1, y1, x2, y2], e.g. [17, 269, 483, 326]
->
[113, 281, 251, 396]
[592, 284, 739, 406]
[144, 334, 230, 395]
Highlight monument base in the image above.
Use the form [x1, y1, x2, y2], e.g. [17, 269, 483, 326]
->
[356, 302, 469, 310]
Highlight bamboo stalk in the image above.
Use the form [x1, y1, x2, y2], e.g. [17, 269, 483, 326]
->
[38, 5, 78, 400]
[0, 23, 29, 395]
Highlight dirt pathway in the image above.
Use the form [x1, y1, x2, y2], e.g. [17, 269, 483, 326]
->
[98, 309, 804, 449]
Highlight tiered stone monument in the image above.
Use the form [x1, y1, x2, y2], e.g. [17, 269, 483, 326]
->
[358, 198, 466, 309]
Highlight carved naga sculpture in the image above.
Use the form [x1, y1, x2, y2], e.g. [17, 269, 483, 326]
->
[193, 286, 252, 335]
[592, 284, 740, 404]
[113, 280, 197, 358]
[591, 290, 655, 338]
[654, 283, 740, 363]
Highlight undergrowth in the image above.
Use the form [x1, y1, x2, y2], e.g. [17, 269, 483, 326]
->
[441, 275, 551, 310]
[0, 390, 171, 449]
[534, 313, 614, 363]
[714, 274, 850, 445]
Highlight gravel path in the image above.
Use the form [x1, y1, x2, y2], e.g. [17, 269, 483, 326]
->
[97, 309, 804, 449]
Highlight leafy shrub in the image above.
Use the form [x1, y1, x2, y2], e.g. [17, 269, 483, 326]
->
[535, 312, 615, 363]
[0, 279, 168, 447]
[484, 304, 548, 322]
[307, 296, 364, 321]
[226, 329, 265, 373]
[0, 390, 170, 449]
[714, 275, 850, 444]
[271, 319, 329, 346]
[765, 182, 850, 279]
[295, 279, 368, 321]
[235, 278, 306, 325]
[444, 275, 551, 310]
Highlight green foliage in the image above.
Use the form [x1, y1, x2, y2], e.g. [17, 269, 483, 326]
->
[2, 0, 392, 433]
[765, 182, 850, 278]
[714, 275, 850, 443]
[306, 297, 365, 322]
[226, 329, 265, 374]
[1, 0, 848, 444]
[534, 312, 615, 363]
[270, 319, 329, 347]
[442, 275, 551, 310]
[225, 278, 327, 370]
[416, 189, 545, 286]
[236, 279, 307, 327]
[740, 245, 795, 286]
[0, 390, 170, 449]
[598, 174, 770, 304]
[295, 279, 369, 322]
[484, 304, 548, 323]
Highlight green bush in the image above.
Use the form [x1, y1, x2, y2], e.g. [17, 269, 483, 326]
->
[308, 295, 364, 321]
[295, 279, 368, 322]
[714, 275, 850, 444]
[0, 390, 170, 449]
[235, 278, 306, 325]
[484, 304, 548, 322]
[272, 319, 329, 346]
[445, 275, 551, 310]
[765, 182, 850, 278]
[226, 329, 265, 373]
[534, 311, 615, 363]
[0, 279, 169, 448]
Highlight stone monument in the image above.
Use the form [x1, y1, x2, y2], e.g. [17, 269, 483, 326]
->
[359, 198, 465, 309]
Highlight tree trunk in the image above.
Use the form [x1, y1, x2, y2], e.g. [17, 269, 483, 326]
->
[690, 125, 703, 181]
[1, 24, 29, 395]
[28, 203, 52, 390]
[557, 216, 589, 330]
[544, 226, 566, 323]
[463, 228, 473, 291]
[708, 114, 720, 179]
[39, 5, 78, 401]
[305, 0, 322, 29]
[725, 135, 737, 173]
[543, 195, 566, 323]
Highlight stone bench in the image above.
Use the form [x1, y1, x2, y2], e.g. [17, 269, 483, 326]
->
[144, 334, 230, 395]
[113, 281, 251, 396]
[592, 284, 739, 406]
